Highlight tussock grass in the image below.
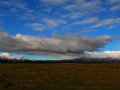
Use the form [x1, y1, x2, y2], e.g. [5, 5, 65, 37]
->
[0, 63, 120, 90]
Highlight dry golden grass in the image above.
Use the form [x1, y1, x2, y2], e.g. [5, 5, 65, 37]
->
[0, 63, 120, 90]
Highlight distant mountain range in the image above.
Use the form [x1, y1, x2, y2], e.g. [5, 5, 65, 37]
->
[0, 57, 120, 63]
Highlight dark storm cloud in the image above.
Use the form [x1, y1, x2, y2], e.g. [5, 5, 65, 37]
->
[0, 32, 111, 54]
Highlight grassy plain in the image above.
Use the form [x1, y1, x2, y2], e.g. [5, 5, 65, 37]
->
[0, 63, 120, 90]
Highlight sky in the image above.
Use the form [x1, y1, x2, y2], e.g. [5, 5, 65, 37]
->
[0, 0, 120, 59]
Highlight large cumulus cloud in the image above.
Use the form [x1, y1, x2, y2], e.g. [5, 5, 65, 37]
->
[0, 32, 111, 54]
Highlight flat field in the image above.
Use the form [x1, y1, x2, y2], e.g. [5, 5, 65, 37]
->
[0, 63, 120, 90]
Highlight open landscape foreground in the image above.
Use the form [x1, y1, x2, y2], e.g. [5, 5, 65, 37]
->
[0, 63, 120, 90]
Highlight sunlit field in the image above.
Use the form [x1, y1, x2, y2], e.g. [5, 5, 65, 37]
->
[0, 63, 120, 90]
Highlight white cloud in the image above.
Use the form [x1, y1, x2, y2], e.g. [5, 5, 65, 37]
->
[93, 18, 120, 28]
[60, 0, 106, 22]
[64, 4, 77, 11]
[84, 51, 120, 58]
[43, 18, 67, 27]
[107, 24, 120, 29]
[26, 23, 46, 31]
[40, 0, 68, 5]
[108, 0, 120, 4]
[63, 17, 99, 31]
[43, 19, 58, 27]
[79, 17, 99, 25]
[110, 4, 120, 11]
[79, 0, 105, 12]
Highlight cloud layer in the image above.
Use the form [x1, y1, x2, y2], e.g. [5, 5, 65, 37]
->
[0, 32, 111, 54]
[0, 0, 119, 58]
[0, 0, 120, 32]
[84, 51, 120, 58]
